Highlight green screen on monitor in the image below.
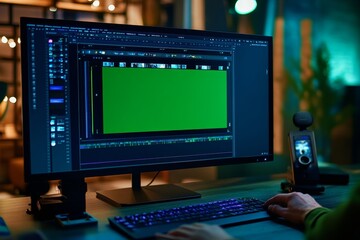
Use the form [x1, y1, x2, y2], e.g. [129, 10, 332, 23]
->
[102, 67, 228, 134]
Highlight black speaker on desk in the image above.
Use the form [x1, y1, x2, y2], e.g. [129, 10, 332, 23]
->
[319, 165, 349, 185]
[282, 112, 325, 194]
[344, 86, 360, 164]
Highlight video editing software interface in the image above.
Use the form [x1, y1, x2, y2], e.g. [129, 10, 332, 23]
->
[22, 18, 273, 178]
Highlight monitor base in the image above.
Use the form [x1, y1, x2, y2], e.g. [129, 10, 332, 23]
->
[96, 184, 201, 206]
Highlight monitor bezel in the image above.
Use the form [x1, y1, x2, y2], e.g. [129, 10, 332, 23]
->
[21, 17, 274, 183]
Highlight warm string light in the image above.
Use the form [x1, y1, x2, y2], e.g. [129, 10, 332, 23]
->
[2, 96, 17, 104]
[92, 0, 100, 8]
[8, 39, 16, 48]
[108, 4, 115, 11]
[49, 6, 58, 12]
[1, 36, 20, 48]
[46, 0, 119, 13]
[1, 36, 7, 43]
[1, 2, 124, 48]
[90, 0, 117, 12]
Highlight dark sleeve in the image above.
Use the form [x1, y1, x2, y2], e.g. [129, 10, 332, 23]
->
[304, 182, 360, 240]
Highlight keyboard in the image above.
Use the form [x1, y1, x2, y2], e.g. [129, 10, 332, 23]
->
[109, 197, 270, 239]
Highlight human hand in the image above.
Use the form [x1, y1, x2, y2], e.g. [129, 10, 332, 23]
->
[156, 223, 232, 240]
[264, 192, 322, 225]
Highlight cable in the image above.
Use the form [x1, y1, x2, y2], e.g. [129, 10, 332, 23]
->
[146, 171, 161, 186]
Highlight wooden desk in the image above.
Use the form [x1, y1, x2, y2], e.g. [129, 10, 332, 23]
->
[1, 171, 358, 240]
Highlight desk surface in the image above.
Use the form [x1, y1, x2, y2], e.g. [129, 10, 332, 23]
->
[1, 170, 358, 240]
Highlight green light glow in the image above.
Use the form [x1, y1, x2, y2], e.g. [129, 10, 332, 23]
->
[235, 0, 257, 15]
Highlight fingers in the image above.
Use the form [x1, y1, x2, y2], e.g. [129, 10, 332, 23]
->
[156, 232, 183, 240]
[156, 223, 200, 239]
[267, 204, 286, 217]
[155, 223, 224, 240]
[263, 193, 291, 207]
[263, 193, 295, 219]
[264, 192, 307, 207]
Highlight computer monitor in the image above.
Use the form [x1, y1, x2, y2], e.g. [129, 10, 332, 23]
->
[21, 17, 273, 214]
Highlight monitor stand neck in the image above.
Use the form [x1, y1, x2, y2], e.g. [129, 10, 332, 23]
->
[131, 171, 142, 190]
[96, 171, 201, 206]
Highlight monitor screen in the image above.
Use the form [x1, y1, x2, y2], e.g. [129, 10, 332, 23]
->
[21, 17, 273, 206]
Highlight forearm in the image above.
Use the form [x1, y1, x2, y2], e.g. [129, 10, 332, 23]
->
[304, 183, 360, 239]
[304, 207, 331, 239]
